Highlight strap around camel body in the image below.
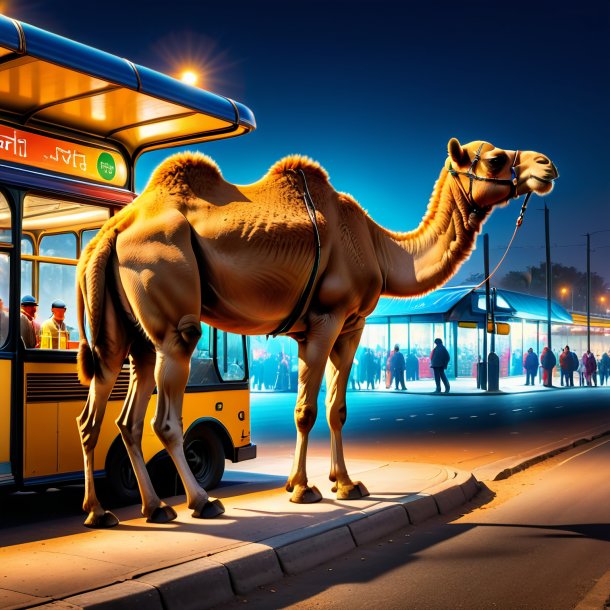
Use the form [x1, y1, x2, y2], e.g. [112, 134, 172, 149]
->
[269, 169, 321, 336]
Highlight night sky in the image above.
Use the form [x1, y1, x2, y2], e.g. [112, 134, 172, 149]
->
[8, 0, 610, 285]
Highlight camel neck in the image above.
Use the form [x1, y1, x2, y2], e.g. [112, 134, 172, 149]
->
[375, 168, 484, 296]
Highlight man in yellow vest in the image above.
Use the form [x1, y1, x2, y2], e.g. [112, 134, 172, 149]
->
[40, 299, 70, 349]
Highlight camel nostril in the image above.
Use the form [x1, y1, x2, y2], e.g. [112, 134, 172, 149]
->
[536, 156, 550, 165]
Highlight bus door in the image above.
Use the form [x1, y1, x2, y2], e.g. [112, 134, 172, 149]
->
[0, 189, 15, 486]
[18, 194, 117, 485]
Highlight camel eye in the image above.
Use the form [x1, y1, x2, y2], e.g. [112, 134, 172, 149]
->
[486, 153, 507, 171]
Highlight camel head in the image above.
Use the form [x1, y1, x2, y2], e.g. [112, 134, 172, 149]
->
[446, 138, 558, 225]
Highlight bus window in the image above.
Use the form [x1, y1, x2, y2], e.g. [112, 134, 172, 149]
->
[21, 195, 110, 348]
[81, 229, 98, 253]
[0, 193, 10, 348]
[187, 323, 220, 386]
[40, 233, 77, 258]
[217, 330, 247, 381]
[20, 236, 34, 301]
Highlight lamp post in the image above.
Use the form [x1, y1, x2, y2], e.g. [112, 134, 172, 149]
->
[560, 287, 573, 311]
[600, 296, 607, 314]
[585, 229, 610, 351]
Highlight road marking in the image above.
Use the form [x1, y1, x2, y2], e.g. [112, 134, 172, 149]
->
[470, 415, 478, 418]
[557, 438, 610, 467]
[489, 412, 497, 415]
[449, 416, 459, 420]
[426, 413, 435, 416]
[512, 408, 522, 412]
[410, 415, 417, 418]
[395, 418, 404, 421]
[369, 417, 381, 421]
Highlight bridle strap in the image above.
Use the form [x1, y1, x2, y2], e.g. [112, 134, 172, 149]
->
[269, 168, 321, 336]
[448, 144, 519, 217]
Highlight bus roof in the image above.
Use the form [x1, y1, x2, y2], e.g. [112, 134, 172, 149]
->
[0, 16, 256, 161]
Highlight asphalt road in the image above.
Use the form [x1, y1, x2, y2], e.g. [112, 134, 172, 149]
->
[1, 388, 607, 533]
[249, 387, 610, 471]
[218, 437, 610, 610]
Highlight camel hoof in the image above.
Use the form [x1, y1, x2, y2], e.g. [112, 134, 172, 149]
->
[146, 505, 178, 524]
[290, 485, 322, 504]
[84, 510, 119, 529]
[336, 482, 370, 500]
[192, 498, 225, 519]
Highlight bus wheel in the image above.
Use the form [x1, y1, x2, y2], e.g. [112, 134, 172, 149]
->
[184, 427, 225, 491]
[105, 441, 140, 506]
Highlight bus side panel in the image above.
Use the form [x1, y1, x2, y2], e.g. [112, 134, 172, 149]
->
[24, 402, 58, 477]
[0, 359, 12, 477]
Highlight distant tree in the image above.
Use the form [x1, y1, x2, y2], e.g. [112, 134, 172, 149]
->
[497, 262, 609, 312]
[463, 272, 485, 285]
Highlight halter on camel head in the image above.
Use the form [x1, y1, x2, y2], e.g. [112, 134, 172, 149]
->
[448, 143, 538, 289]
[447, 143, 522, 218]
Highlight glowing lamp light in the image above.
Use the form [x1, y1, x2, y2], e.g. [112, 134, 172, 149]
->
[180, 70, 199, 86]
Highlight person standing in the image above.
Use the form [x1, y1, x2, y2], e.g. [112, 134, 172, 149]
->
[570, 349, 579, 386]
[559, 345, 574, 387]
[430, 338, 451, 393]
[583, 350, 597, 386]
[523, 347, 539, 386]
[390, 344, 406, 390]
[19, 294, 39, 348]
[600, 351, 610, 386]
[540, 346, 556, 387]
[40, 299, 70, 349]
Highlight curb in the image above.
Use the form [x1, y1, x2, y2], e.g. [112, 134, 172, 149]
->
[31, 470, 480, 610]
[472, 427, 610, 481]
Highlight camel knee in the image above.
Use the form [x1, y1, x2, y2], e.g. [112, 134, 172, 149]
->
[295, 404, 317, 433]
[117, 418, 143, 448]
[152, 416, 183, 448]
[327, 404, 347, 428]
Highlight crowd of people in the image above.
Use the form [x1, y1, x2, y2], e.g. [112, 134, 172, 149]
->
[0, 294, 72, 349]
[524, 345, 610, 387]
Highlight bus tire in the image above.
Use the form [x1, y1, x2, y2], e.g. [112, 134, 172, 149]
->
[104, 441, 140, 506]
[184, 426, 225, 491]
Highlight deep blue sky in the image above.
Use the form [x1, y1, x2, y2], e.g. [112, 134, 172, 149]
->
[10, 1, 610, 286]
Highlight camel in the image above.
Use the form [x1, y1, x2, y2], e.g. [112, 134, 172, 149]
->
[76, 137, 558, 527]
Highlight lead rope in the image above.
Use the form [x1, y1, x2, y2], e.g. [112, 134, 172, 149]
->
[473, 191, 533, 290]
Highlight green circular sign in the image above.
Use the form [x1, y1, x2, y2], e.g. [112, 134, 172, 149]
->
[97, 152, 116, 181]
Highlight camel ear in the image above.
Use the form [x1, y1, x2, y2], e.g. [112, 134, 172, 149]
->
[448, 138, 467, 165]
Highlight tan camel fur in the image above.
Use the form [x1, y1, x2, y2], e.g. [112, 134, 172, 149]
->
[76, 138, 557, 527]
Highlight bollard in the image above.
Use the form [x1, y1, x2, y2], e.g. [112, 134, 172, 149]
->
[487, 352, 500, 392]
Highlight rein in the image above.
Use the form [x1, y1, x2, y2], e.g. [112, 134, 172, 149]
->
[269, 168, 321, 336]
[448, 143, 533, 289]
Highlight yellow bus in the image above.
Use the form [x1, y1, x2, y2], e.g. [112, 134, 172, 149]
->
[0, 16, 257, 503]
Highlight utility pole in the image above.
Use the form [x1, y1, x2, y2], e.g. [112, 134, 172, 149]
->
[586, 232, 591, 352]
[484, 234, 499, 391]
[481, 234, 489, 391]
[544, 203, 552, 351]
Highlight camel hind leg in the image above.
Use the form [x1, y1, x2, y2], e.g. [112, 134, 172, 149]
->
[115, 340, 177, 523]
[78, 294, 130, 527]
[117, 210, 223, 518]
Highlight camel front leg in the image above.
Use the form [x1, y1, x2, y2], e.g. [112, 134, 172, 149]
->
[325, 322, 370, 500]
[286, 315, 342, 503]
[116, 342, 177, 523]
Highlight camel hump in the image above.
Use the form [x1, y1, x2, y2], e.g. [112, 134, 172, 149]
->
[145, 151, 224, 192]
[268, 155, 330, 183]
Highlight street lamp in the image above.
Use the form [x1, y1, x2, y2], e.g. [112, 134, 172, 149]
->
[560, 287, 573, 311]
[600, 295, 607, 314]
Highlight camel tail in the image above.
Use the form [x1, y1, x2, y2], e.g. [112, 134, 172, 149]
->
[76, 212, 130, 386]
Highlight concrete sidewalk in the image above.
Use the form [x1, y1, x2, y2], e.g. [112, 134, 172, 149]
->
[0, 458, 479, 610]
[343, 373, 601, 395]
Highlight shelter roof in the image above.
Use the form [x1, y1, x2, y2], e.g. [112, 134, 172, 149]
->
[0, 16, 255, 160]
